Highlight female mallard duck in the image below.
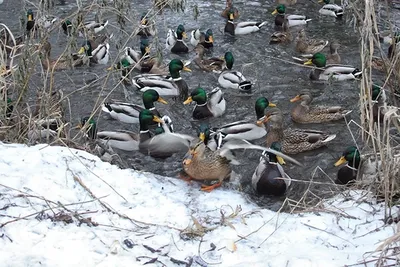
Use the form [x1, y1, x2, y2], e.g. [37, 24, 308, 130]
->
[289, 89, 351, 123]
[137, 13, 156, 37]
[79, 110, 164, 152]
[39, 39, 84, 70]
[190, 29, 214, 48]
[183, 87, 226, 120]
[270, 19, 292, 44]
[334, 146, 360, 185]
[295, 29, 328, 55]
[304, 53, 362, 81]
[101, 89, 168, 124]
[318, 0, 344, 17]
[272, 5, 311, 28]
[182, 139, 301, 192]
[251, 142, 291, 196]
[211, 97, 276, 142]
[165, 25, 189, 54]
[132, 59, 191, 101]
[258, 107, 336, 154]
[326, 41, 341, 64]
[78, 39, 110, 65]
[221, 0, 240, 19]
[193, 45, 225, 73]
[224, 8, 267, 36]
[218, 52, 252, 92]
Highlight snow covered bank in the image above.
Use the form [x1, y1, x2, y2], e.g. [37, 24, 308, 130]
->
[0, 143, 398, 266]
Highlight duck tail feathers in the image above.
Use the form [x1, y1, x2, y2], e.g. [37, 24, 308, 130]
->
[258, 21, 268, 28]
[322, 134, 336, 143]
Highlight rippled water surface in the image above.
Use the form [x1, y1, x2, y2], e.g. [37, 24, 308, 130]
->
[1, 0, 393, 209]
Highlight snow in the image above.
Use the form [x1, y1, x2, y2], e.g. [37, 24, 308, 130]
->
[0, 142, 398, 267]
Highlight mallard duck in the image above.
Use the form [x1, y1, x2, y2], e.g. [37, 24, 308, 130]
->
[224, 8, 267, 36]
[221, 0, 240, 19]
[190, 29, 214, 48]
[318, 0, 344, 18]
[334, 146, 360, 185]
[218, 52, 252, 92]
[270, 19, 292, 44]
[37, 15, 58, 29]
[183, 87, 226, 120]
[165, 25, 189, 54]
[38, 39, 84, 70]
[211, 97, 276, 142]
[137, 13, 156, 37]
[272, 5, 311, 28]
[182, 139, 301, 192]
[275, 0, 296, 6]
[78, 39, 110, 65]
[102, 89, 168, 124]
[252, 142, 291, 196]
[193, 45, 225, 72]
[132, 59, 191, 101]
[295, 29, 328, 55]
[304, 53, 362, 81]
[290, 89, 352, 123]
[62, 19, 72, 36]
[26, 9, 36, 34]
[369, 84, 388, 124]
[258, 107, 336, 154]
[326, 41, 341, 64]
[80, 109, 165, 152]
[84, 20, 108, 34]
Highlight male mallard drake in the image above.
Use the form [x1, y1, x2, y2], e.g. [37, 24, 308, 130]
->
[83, 20, 109, 34]
[62, 19, 73, 36]
[193, 45, 225, 73]
[289, 89, 352, 123]
[304, 53, 362, 81]
[109, 39, 168, 77]
[369, 84, 387, 124]
[272, 5, 311, 28]
[259, 107, 336, 154]
[326, 41, 341, 64]
[183, 87, 226, 120]
[137, 13, 156, 37]
[252, 142, 291, 196]
[79, 110, 164, 152]
[182, 139, 301, 192]
[78, 39, 110, 65]
[212, 97, 276, 142]
[132, 59, 191, 101]
[295, 29, 328, 55]
[270, 19, 292, 44]
[190, 29, 214, 48]
[218, 52, 252, 92]
[165, 25, 189, 54]
[102, 89, 168, 124]
[221, 0, 240, 19]
[334, 146, 360, 185]
[26, 9, 37, 35]
[38, 39, 84, 71]
[224, 8, 267, 36]
[318, 0, 344, 17]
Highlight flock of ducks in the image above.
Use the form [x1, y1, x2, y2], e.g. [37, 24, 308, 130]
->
[0, 0, 394, 195]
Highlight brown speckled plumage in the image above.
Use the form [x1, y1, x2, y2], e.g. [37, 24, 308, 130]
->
[290, 89, 351, 124]
[264, 108, 336, 154]
[183, 142, 231, 182]
[295, 29, 328, 54]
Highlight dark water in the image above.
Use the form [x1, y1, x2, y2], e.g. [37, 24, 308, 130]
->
[1, 0, 391, 209]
